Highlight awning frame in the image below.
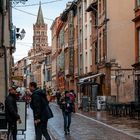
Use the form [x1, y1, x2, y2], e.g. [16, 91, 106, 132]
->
[79, 73, 105, 83]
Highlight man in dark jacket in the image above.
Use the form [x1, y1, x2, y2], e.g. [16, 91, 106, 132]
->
[5, 86, 21, 140]
[60, 91, 73, 135]
[29, 82, 51, 140]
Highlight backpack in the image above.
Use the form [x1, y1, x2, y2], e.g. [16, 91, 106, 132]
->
[66, 92, 75, 102]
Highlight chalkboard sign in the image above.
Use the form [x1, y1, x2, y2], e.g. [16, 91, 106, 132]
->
[16, 101, 26, 131]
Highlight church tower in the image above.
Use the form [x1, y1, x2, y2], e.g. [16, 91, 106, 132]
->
[33, 2, 48, 54]
[29, 2, 50, 87]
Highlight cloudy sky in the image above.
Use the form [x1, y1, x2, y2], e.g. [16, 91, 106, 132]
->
[12, 0, 69, 62]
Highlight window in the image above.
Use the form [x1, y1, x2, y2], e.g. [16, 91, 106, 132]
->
[85, 38, 87, 49]
[85, 67, 88, 73]
[85, 52, 87, 62]
[41, 31, 44, 35]
[80, 54, 83, 74]
[85, 25, 87, 37]
[46, 69, 52, 81]
[99, 0, 101, 14]
[0, 0, 2, 12]
[84, 0, 87, 22]
[137, 0, 140, 6]
[138, 28, 140, 61]
[95, 41, 98, 64]
[103, 0, 105, 11]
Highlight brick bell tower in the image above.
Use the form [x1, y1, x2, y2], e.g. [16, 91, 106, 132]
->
[33, 2, 48, 53]
[31, 2, 49, 87]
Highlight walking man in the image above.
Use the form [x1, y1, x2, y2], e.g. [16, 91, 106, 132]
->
[60, 91, 73, 135]
[5, 86, 21, 140]
[29, 82, 52, 140]
[56, 89, 61, 105]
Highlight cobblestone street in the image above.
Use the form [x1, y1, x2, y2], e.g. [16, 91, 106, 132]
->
[14, 103, 140, 140]
[48, 103, 140, 140]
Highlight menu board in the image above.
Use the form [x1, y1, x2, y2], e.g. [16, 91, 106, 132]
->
[16, 101, 26, 131]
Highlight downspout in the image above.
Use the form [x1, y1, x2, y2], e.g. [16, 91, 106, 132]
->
[1, 2, 8, 98]
[105, 0, 108, 61]
[105, 0, 111, 96]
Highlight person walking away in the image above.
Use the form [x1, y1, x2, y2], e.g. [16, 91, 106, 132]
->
[22, 91, 31, 108]
[56, 89, 61, 105]
[69, 90, 76, 112]
[60, 91, 73, 135]
[29, 82, 52, 140]
[5, 86, 21, 140]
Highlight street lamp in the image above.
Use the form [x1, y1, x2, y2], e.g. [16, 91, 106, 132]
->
[10, 0, 28, 5]
[16, 28, 26, 40]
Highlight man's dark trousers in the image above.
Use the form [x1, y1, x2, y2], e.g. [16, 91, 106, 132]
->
[35, 120, 51, 140]
[7, 121, 17, 140]
[62, 111, 71, 132]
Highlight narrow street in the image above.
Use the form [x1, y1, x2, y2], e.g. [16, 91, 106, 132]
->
[48, 103, 140, 140]
[14, 102, 140, 140]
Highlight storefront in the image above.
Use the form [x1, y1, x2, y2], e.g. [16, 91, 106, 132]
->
[77, 73, 104, 110]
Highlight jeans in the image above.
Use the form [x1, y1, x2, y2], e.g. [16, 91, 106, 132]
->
[7, 121, 17, 140]
[62, 111, 71, 132]
[35, 120, 51, 140]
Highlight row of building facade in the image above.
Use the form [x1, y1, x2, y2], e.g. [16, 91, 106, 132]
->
[0, 0, 25, 103]
[13, 0, 140, 107]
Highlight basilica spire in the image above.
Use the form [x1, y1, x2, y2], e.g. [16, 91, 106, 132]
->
[36, 1, 44, 24]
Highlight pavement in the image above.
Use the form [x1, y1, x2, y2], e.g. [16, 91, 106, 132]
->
[13, 102, 140, 140]
[48, 103, 140, 140]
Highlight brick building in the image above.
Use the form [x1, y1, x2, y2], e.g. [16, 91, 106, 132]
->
[132, 0, 140, 103]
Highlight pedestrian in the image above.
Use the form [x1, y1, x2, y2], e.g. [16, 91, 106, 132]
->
[56, 89, 61, 105]
[5, 86, 21, 140]
[29, 82, 52, 140]
[22, 91, 31, 108]
[69, 90, 76, 113]
[60, 91, 73, 135]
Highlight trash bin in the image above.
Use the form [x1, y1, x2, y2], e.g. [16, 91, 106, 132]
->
[0, 112, 7, 129]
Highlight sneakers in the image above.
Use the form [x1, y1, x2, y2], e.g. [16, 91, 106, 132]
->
[64, 128, 70, 135]
[65, 131, 67, 135]
[67, 128, 70, 134]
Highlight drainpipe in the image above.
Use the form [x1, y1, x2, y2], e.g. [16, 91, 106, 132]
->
[1, 2, 8, 98]
[105, 0, 108, 61]
[105, 0, 111, 96]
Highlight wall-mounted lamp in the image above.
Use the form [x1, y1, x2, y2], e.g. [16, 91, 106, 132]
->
[10, 0, 28, 6]
[16, 28, 26, 40]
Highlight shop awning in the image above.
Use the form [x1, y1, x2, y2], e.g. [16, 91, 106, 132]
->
[77, 81, 95, 85]
[79, 73, 104, 83]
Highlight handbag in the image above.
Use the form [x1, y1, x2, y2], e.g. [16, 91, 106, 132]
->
[45, 105, 53, 119]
